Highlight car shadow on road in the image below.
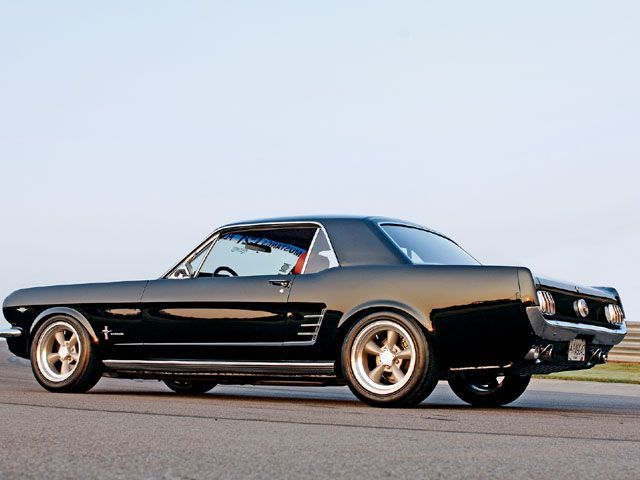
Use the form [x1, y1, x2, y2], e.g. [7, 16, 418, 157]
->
[85, 386, 627, 416]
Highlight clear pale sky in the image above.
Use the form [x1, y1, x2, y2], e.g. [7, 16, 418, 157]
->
[1, 1, 638, 330]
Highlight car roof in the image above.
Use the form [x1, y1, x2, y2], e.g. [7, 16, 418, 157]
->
[223, 215, 448, 239]
[219, 216, 459, 268]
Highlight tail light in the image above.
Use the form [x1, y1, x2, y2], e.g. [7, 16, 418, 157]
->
[604, 304, 624, 325]
[537, 290, 556, 315]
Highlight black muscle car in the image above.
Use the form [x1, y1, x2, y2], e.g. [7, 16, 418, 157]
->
[1, 216, 628, 407]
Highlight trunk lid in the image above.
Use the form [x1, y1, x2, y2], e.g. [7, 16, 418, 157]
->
[534, 275, 622, 328]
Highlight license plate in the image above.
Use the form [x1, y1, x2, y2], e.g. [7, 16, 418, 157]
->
[568, 338, 586, 362]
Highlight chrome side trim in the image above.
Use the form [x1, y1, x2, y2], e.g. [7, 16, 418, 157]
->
[163, 221, 340, 279]
[103, 359, 336, 375]
[450, 364, 513, 372]
[0, 327, 23, 339]
[30, 307, 99, 343]
[113, 342, 283, 347]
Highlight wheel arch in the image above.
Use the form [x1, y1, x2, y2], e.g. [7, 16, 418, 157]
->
[29, 307, 99, 345]
[337, 301, 433, 334]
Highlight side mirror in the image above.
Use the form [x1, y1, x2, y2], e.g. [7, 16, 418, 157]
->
[169, 265, 191, 279]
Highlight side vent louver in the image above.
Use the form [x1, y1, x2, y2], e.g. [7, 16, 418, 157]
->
[296, 309, 326, 343]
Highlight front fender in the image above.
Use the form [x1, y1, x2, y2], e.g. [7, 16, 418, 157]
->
[3, 307, 100, 359]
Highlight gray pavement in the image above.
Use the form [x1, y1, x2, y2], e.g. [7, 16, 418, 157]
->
[0, 341, 638, 479]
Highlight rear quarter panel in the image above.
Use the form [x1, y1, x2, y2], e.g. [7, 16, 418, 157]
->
[289, 265, 533, 367]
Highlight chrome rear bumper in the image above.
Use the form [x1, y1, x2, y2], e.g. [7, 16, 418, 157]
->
[0, 327, 23, 339]
[526, 306, 626, 345]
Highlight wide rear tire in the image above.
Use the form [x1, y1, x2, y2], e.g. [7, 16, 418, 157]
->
[30, 315, 102, 393]
[448, 373, 530, 407]
[342, 311, 439, 408]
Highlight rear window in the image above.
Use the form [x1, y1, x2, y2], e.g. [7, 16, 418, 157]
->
[381, 224, 479, 266]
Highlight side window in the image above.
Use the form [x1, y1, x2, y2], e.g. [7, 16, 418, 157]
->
[198, 227, 317, 278]
[304, 229, 339, 274]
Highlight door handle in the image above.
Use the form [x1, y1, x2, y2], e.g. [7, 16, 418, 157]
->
[269, 279, 291, 288]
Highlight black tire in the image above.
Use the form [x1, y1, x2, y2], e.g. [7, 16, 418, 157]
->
[30, 315, 102, 393]
[448, 374, 531, 407]
[341, 311, 439, 408]
[164, 379, 217, 394]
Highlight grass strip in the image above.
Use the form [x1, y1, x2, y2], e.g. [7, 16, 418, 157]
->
[535, 362, 640, 385]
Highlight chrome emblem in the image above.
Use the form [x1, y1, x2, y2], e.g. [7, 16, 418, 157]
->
[101, 326, 124, 340]
[102, 326, 113, 340]
[573, 299, 589, 318]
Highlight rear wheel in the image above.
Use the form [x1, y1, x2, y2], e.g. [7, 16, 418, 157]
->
[164, 379, 217, 394]
[342, 311, 439, 408]
[448, 373, 530, 407]
[30, 315, 102, 393]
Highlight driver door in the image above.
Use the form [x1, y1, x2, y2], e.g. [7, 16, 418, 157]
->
[141, 225, 317, 360]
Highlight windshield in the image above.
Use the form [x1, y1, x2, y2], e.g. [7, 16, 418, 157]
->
[381, 224, 479, 266]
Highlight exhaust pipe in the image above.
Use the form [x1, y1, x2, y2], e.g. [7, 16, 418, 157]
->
[524, 344, 554, 362]
[524, 347, 539, 361]
[589, 349, 607, 365]
[539, 345, 554, 361]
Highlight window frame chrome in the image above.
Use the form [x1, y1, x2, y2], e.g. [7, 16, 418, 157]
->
[301, 228, 320, 274]
[189, 239, 216, 277]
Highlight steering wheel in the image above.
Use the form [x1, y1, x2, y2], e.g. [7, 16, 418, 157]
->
[213, 266, 238, 277]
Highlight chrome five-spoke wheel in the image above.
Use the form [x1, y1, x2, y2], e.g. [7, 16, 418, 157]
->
[467, 376, 506, 393]
[351, 320, 416, 395]
[342, 312, 439, 407]
[30, 315, 102, 393]
[35, 321, 81, 382]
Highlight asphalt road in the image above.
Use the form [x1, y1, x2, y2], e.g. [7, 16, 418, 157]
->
[0, 342, 638, 480]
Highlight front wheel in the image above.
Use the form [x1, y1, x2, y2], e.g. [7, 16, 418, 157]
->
[30, 315, 102, 393]
[342, 311, 439, 408]
[448, 374, 531, 407]
[164, 380, 217, 394]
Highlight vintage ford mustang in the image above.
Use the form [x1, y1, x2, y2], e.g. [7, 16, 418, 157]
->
[1, 216, 628, 407]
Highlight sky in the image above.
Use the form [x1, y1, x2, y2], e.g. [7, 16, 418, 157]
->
[1, 1, 639, 330]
